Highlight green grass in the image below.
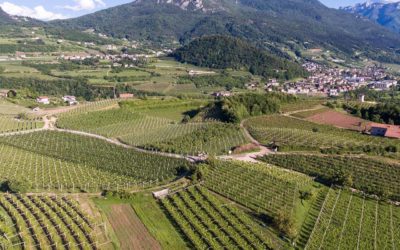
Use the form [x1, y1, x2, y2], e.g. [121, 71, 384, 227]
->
[93, 193, 187, 250]
[291, 107, 329, 118]
[0, 99, 31, 115]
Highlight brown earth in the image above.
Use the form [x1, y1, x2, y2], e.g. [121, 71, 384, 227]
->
[107, 204, 161, 250]
[306, 109, 367, 131]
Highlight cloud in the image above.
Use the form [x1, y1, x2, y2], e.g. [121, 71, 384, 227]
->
[0, 2, 66, 20]
[63, 0, 106, 11]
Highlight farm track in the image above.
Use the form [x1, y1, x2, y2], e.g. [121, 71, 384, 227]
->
[0, 107, 337, 164]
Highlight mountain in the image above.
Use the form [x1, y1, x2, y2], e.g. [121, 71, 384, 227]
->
[0, 7, 16, 24]
[341, 1, 400, 34]
[173, 35, 307, 79]
[0, 7, 44, 26]
[50, 0, 400, 63]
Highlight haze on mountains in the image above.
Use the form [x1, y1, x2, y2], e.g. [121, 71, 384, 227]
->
[342, 0, 400, 34]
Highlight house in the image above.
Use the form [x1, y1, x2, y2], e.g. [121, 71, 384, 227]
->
[152, 189, 169, 199]
[15, 51, 26, 59]
[369, 123, 400, 139]
[119, 93, 134, 99]
[212, 91, 232, 97]
[329, 89, 339, 97]
[62, 96, 78, 105]
[0, 89, 9, 98]
[36, 96, 50, 105]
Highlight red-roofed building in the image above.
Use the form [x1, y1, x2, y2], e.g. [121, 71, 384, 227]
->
[369, 123, 400, 139]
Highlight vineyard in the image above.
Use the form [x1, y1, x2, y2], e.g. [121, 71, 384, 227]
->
[57, 99, 247, 155]
[0, 131, 191, 191]
[245, 115, 400, 156]
[202, 160, 313, 217]
[260, 154, 400, 200]
[301, 188, 400, 250]
[56, 99, 120, 118]
[161, 186, 284, 250]
[0, 116, 43, 134]
[142, 123, 248, 155]
[0, 194, 101, 249]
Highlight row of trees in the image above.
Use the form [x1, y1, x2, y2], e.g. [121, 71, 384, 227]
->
[215, 93, 298, 123]
[343, 102, 400, 125]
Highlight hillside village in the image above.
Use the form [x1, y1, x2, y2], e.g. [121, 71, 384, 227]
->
[276, 62, 397, 96]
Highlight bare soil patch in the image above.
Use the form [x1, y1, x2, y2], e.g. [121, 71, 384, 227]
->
[306, 109, 367, 131]
[108, 204, 161, 250]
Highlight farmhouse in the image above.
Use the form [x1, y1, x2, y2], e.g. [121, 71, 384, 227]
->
[369, 123, 400, 139]
[119, 93, 134, 99]
[152, 189, 169, 199]
[36, 96, 50, 105]
[212, 91, 232, 97]
[0, 89, 10, 98]
[62, 96, 78, 105]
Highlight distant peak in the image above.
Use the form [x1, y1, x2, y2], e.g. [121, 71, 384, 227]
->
[134, 0, 230, 12]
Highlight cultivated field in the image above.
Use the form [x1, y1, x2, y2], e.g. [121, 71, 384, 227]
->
[57, 99, 248, 155]
[245, 115, 400, 158]
[300, 188, 400, 250]
[305, 109, 367, 131]
[0, 131, 190, 192]
[260, 154, 400, 200]
[203, 160, 313, 217]
[0, 194, 101, 249]
[161, 186, 284, 250]
[107, 204, 161, 250]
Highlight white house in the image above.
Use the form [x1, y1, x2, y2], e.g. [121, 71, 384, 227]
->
[62, 96, 78, 105]
[36, 96, 50, 105]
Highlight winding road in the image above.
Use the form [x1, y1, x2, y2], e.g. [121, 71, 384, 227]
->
[0, 112, 274, 164]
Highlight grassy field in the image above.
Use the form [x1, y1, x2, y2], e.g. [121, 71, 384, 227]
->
[94, 193, 187, 249]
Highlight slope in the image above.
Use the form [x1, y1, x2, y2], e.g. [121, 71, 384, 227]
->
[50, 0, 400, 62]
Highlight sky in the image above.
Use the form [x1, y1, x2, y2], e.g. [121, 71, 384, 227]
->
[0, 0, 371, 21]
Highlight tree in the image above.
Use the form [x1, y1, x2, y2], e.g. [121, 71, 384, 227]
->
[182, 115, 191, 124]
[0, 178, 29, 193]
[274, 210, 297, 240]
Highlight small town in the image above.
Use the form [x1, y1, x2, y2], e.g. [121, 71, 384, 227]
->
[274, 62, 397, 97]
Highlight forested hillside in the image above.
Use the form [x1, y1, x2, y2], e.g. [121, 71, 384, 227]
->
[173, 36, 307, 79]
[50, 0, 400, 62]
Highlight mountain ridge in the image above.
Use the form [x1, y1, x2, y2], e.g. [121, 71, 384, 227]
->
[49, 0, 400, 63]
[341, 1, 400, 34]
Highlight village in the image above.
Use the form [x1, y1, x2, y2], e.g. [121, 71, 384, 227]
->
[275, 62, 398, 97]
